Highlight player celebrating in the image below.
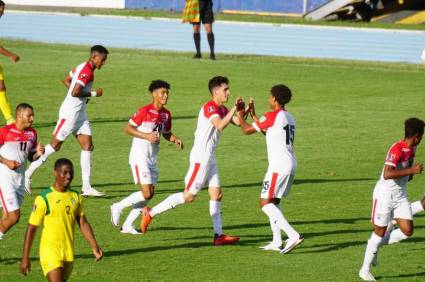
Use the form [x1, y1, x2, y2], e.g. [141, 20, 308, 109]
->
[0, 103, 44, 240]
[236, 85, 303, 254]
[359, 118, 424, 281]
[0, 0, 20, 125]
[25, 45, 109, 197]
[20, 158, 103, 281]
[141, 76, 240, 245]
[110, 80, 183, 234]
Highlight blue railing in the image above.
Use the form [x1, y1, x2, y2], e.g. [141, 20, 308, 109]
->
[125, 0, 329, 14]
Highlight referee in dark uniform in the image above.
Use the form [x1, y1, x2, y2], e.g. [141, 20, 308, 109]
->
[192, 0, 215, 60]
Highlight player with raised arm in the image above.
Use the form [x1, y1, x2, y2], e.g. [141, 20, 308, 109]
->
[141, 76, 240, 245]
[359, 118, 424, 281]
[110, 80, 183, 234]
[236, 85, 303, 254]
[0, 1, 20, 125]
[20, 158, 103, 281]
[0, 103, 44, 240]
[24, 45, 109, 197]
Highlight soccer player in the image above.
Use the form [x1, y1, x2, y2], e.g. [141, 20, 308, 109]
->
[141, 76, 240, 245]
[0, 103, 44, 240]
[25, 45, 109, 197]
[110, 80, 183, 234]
[236, 85, 303, 254]
[359, 118, 424, 281]
[0, 1, 20, 125]
[191, 0, 216, 60]
[20, 158, 103, 281]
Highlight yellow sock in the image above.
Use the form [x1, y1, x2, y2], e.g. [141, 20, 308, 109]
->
[0, 90, 14, 124]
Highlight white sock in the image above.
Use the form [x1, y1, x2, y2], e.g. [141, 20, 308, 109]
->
[81, 150, 92, 189]
[210, 200, 222, 236]
[26, 144, 55, 177]
[411, 201, 424, 215]
[262, 203, 298, 240]
[361, 232, 383, 272]
[388, 228, 410, 244]
[116, 191, 145, 210]
[271, 204, 282, 246]
[0, 231, 3, 240]
[150, 192, 185, 217]
[122, 201, 145, 230]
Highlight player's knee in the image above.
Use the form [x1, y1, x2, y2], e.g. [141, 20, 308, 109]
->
[142, 189, 154, 200]
[5, 211, 20, 227]
[184, 194, 196, 203]
[51, 142, 62, 151]
[402, 228, 413, 237]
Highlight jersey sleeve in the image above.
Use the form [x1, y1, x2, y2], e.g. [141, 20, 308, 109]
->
[252, 112, 276, 132]
[0, 127, 6, 146]
[28, 196, 47, 226]
[129, 107, 147, 127]
[77, 194, 85, 217]
[385, 144, 402, 167]
[203, 103, 220, 122]
[76, 66, 93, 86]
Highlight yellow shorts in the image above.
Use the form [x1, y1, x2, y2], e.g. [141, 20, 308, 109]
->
[0, 65, 4, 81]
[40, 260, 73, 279]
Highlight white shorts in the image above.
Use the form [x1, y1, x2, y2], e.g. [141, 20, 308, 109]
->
[0, 169, 25, 212]
[260, 171, 294, 200]
[371, 185, 412, 227]
[130, 163, 158, 185]
[52, 116, 92, 141]
[184, 158, 220, 195]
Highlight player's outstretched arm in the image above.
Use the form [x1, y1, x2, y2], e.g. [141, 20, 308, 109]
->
[77, 215, 103, 261]
[20, 224, 38, 276]
[383, 163, 423, 180]
[237, 108, 257, 135]
[163, 132, 184, 150]
[0, 45, 19, 62]
[211, 98, 244, 132]
[124, 123, 160, 144]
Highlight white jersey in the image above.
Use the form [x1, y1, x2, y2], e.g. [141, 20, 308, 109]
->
[252, 109, 297, 174]
[0, 123, 37, 175]
[189, 100, 228, 162]
[375, 140, 415, 191]
[128, 103, 172, 165]
[58, 62, 94, 119]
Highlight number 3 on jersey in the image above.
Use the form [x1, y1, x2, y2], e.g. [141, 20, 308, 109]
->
[283, 125, 295, 145]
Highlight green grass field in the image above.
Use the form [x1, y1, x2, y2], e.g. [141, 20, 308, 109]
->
[0, 40, 425, 281]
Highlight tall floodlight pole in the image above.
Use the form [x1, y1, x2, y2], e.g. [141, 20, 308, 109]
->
[303, 0, 308, 14]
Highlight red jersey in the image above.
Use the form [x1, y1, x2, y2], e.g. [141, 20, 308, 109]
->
[0, 123, 37, 173]
[128, 103, 172, 164]
[377, 140, 416, 189]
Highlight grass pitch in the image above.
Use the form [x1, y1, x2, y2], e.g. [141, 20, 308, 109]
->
[0, 40, 425, 281]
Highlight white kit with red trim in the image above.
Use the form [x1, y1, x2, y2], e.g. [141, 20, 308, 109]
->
[128, 103, 172, 165]
[189, 100, 228, 162]
[253, 109, 297, 174]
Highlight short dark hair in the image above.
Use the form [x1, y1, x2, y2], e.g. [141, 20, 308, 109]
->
[271, 84, 292, 107]
[208, 76, 229, 94]
[90, 45, 109, 55]
[149, 80, 170, 93]
[15, 103, 33, 114]
[0, 1, 6, 7]
[405, 117, 425, 138]
[54, 158, 74, 171]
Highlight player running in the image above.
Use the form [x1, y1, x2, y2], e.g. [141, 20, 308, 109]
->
[0, 103, 44, 240]
[141, 76, 241, 245]
[110, 80, 183, 234]
[25, 45, 109, 197]
[0, 1, 20, 125]
[20, 158, 103, 281]
[359, 118, 424, 281]
[236, 85, 303, 254]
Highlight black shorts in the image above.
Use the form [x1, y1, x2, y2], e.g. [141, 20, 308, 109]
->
[194, 0, 214, 24]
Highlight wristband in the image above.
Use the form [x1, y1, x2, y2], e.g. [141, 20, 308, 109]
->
[91, 91, 97, 97]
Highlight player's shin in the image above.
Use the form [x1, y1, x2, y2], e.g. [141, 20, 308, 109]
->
[387, 228, 410, 244]
[262, 203, 298, 239]
[150, 192, 185, 217]
[26, 144, 56, 177]
[81, 150, 92, 189]
[122, 208, 143, 229]
[361, 233, 383, 272]
[210, 200, 222, 235]
[116, 192, 146, 210]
